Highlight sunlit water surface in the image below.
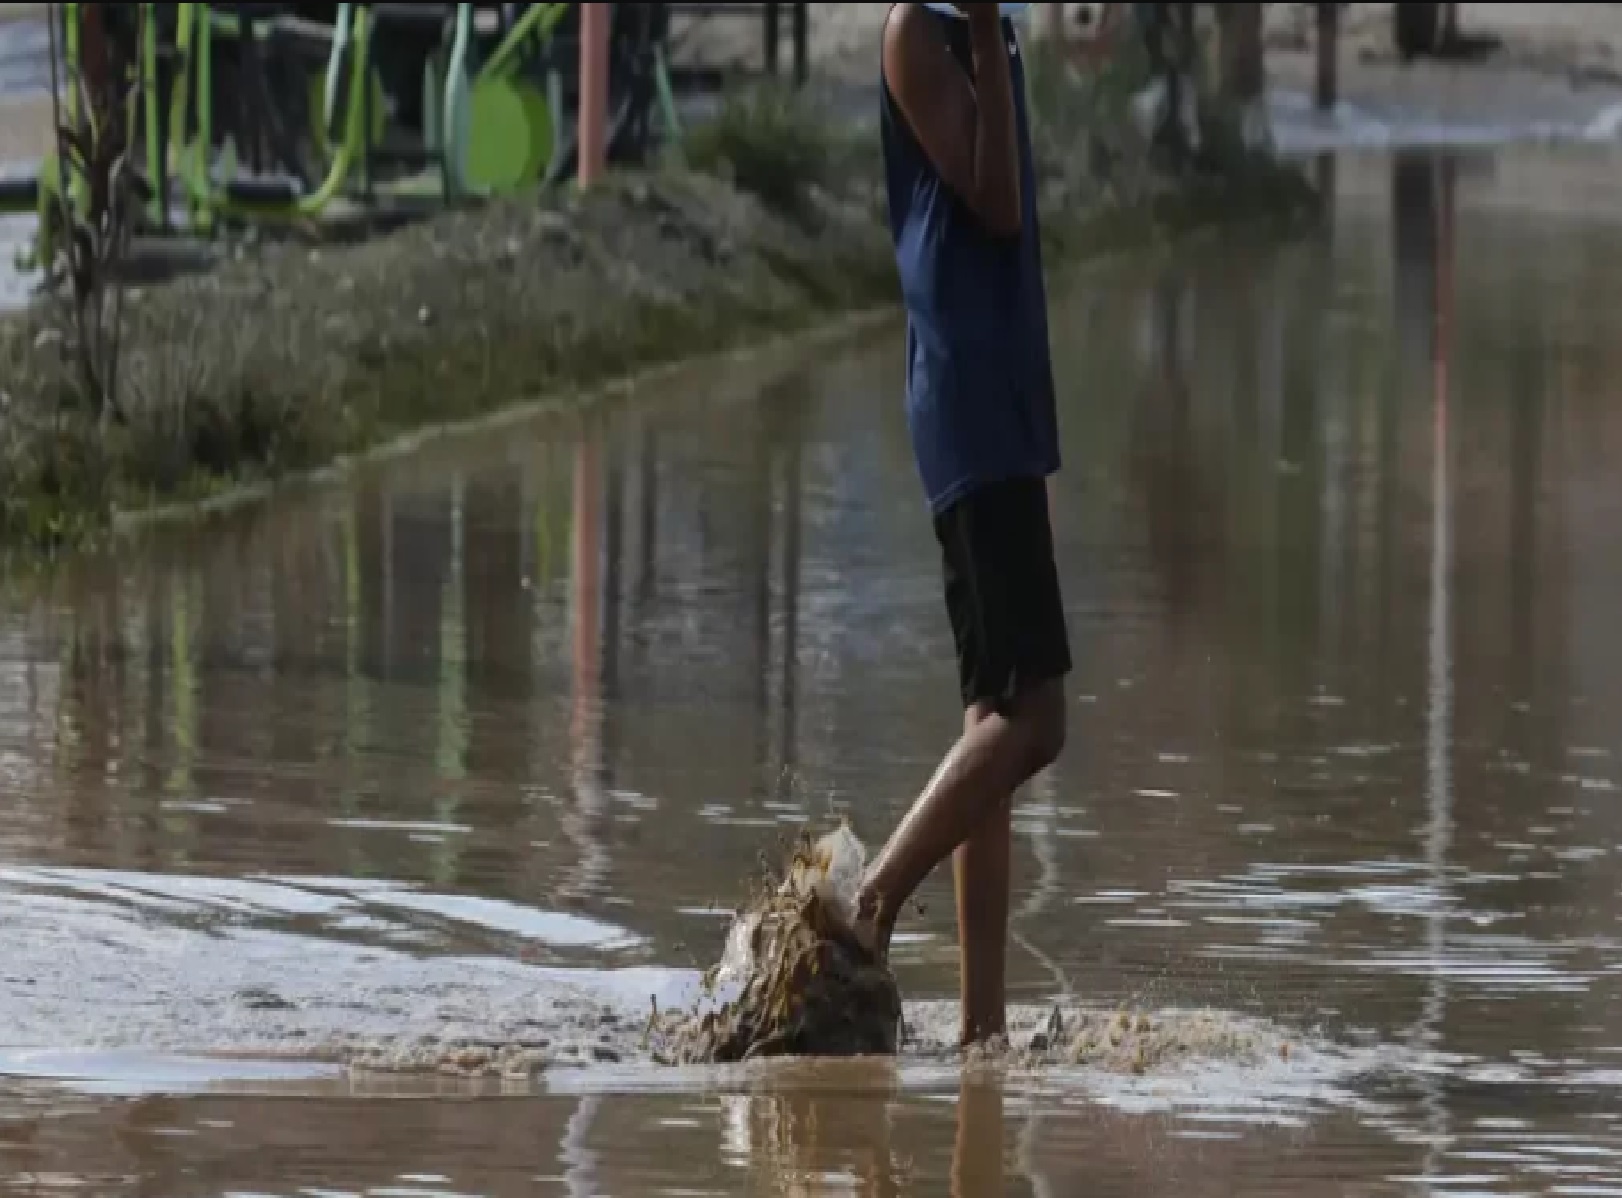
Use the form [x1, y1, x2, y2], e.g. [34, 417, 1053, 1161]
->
[4, 147, 1622, 1194]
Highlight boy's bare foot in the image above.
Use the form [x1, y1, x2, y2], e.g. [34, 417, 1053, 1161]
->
[850, 888, 896, 964]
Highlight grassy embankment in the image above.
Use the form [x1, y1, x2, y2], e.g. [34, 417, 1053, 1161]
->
[0, 46, 1318, 559]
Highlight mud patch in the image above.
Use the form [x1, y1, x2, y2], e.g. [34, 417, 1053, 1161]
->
[650, 826, 902, 1064]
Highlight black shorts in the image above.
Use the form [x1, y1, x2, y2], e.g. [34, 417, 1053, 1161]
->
[935, 477, 1072, 711]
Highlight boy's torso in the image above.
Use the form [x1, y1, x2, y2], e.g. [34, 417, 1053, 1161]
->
[880, 6, 1060, 515]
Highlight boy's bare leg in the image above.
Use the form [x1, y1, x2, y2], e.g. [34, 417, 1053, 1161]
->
[855, 680, 1064, 979]
[955, 700, 1013, 1045]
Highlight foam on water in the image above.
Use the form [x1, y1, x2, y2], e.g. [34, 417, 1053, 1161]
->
[0, 863, 1385, 1120]
[0, 866, 691, 1071]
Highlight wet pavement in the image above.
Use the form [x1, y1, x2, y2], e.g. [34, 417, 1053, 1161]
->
[0, 8, 47, 102]
[6, 139, 1622, 1193]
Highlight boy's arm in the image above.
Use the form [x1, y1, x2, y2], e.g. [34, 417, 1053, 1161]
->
[882, 3, 1023, 237]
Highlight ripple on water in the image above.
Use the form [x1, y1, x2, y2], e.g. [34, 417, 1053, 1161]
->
[0, 1050, 341, 1097]
[0, 865, 686, 1069]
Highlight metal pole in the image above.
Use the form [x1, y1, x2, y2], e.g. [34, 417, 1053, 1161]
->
[1441, 1, 1459, 43]
[579, 3, 610, 187]
[792, 3, 808, 86]
[1315, 1, 1339, 110]
[764, 2, 780, 76]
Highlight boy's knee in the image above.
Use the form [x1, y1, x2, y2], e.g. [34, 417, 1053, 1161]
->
[1015, 680, 1067, 774]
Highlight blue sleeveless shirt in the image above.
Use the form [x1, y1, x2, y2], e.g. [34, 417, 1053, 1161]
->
[880, 8, 1059, 515]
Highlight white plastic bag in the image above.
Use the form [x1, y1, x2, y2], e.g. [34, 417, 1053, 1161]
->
[711, 824, 868, 998]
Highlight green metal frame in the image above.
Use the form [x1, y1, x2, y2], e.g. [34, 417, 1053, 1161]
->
[169, 2, 376, 225]
[6, 0, 686, 252]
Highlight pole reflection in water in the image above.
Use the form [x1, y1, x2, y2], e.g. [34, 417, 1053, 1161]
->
[601, 434, 626, 777]
[562, 424, 610, 902]
[637, 421, 660, 605]
[778, 404, 803, 800]
[1392, 150, 1458, 1171]
[437, 476, 468, 786]
[751, 403, 774, 792]
[1129, 267, 1204, 621]
[769, 379, 809, 802]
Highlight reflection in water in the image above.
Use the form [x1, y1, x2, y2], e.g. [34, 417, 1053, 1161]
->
[3, 148, 1622, 1194]
[560, 1093, 602, 1198]
[565, 428, 609, 903]
[1129, 268, 1205, 619]
[717, 1063, 906, 1196]
[1397, 146, 1460, 1181]
[953, 1076, 1005, 1198]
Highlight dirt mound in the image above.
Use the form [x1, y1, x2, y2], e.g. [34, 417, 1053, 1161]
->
[653, 826, 901, 1064]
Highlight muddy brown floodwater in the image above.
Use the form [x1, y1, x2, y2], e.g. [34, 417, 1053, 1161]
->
[5, 144, 1622, 1195]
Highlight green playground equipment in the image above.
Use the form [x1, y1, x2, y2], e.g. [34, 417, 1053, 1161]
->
[164, 1, 681, 223]
[7, 2, 683, 255]
[0, 5, 168, 271]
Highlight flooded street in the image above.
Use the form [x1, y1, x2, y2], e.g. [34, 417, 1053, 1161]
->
[5, 144, 1622, 1193]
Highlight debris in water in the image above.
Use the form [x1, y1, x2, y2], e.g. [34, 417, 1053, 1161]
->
[1042, 1007, 1266, 1074]
[652, 824, 901, 1064]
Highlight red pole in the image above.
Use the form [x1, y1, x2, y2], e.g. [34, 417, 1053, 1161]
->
[579, 3, 611, 187]
[570, 432, 602, 772]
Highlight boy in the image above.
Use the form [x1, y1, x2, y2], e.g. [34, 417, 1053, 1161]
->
[853, 2, 1070, 1047]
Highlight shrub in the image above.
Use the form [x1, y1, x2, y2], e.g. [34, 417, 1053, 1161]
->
[678, 83, 841, 213]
